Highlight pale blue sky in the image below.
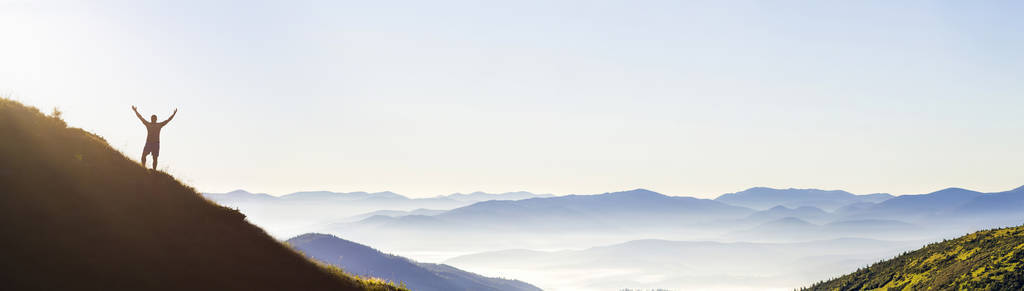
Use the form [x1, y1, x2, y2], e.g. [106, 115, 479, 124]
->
[2, 0, 1022, 197]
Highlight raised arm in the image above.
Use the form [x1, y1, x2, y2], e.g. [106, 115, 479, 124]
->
[160, 108, 178, 125]
[132, 106, 148, 124]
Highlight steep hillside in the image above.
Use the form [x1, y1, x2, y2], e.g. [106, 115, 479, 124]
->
[288, 233, 541, 291]
[0, 99, 403, 291]
[805, 225, 1024, 290]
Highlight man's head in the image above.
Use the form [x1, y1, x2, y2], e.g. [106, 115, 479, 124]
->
[151, 115, 157, 122]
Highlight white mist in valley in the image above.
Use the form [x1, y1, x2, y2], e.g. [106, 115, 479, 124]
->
[205, 186, 1024, 290]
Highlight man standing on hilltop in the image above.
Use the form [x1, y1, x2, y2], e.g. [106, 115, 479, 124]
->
[132, 106, 177, 170]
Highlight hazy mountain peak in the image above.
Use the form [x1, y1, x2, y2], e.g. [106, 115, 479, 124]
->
[606, 188, 663, 197]
[743, 186, 780, 192]
[715, 187, 886, 211]
[228, 189, 251, 194]
[928, 187, 981, 196]
[369, 191, 407, 199]
[438, 191, 551, 202]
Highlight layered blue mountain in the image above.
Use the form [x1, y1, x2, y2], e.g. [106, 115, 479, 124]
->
[203, 189, 278, 203]
[344, 209, 447, 222]
[202, 190, 556, 237]
[288, 233, 540, 291]
[740, 205, 831, 224]
[441, 191, 555, 202]
[835, 187, 984, 221]
[950, 186, 1024, 215]
[830, 186, 1024, 230]
[204, 190, 552, 209]
[282, 191, 407, 201]
[204, 190, 552, 204]
[342, 189, 755, 233]
[714, 187, 893, 211]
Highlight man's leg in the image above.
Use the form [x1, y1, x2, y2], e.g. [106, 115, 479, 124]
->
[141, 151, 148, 166]
[152, 155, 158, 170]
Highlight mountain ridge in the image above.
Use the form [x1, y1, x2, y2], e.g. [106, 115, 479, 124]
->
[0, 98, 402, 291]
[714, 187, 894, 211]
[288, 233, 541, 291]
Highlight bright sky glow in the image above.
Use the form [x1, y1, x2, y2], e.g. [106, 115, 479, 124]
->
[2, 0, 1023, 197]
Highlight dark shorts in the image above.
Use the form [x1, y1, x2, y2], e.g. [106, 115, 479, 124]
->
[143, 142, 160, 156]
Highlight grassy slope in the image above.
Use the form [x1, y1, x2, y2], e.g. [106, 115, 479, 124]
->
[805, 225, 1024, 290]
[0, 99, 405, 291]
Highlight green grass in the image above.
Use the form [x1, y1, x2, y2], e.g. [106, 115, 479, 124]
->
[802, 225, 1024, 290]
[0, 98, 407, 291]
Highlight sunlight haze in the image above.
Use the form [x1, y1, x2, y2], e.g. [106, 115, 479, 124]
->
[2, 0, 1022, 198]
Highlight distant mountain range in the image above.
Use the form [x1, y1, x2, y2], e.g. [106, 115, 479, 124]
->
[714, 187, 893, 211]
[201, 189, 554, 238]
[833, 186, 1024, 225]
[343, 208, 447, 223]
[331, 189, 755, 234]
[440, 191, 555, 202]
[707, 186, 1024, 229]
[313, 186, 1024, 253]
[200, 182, 1024, 290]
[208, 186, 1024, 232]
[740, 205, 832, 224]
[204, 189, 553, 204]
[288, 233, 541, 291]
[805, 224, 1024, 290]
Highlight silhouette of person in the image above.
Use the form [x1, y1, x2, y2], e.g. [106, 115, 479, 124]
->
[132, 106, 177, 170]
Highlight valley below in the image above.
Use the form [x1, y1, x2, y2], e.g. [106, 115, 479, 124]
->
[205, 186, 1024, 290]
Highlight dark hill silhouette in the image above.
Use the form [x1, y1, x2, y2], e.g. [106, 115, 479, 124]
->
[804, 224, 1024, 290]
[0, 99, 403, 291]
[288, 233, 541, 291]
